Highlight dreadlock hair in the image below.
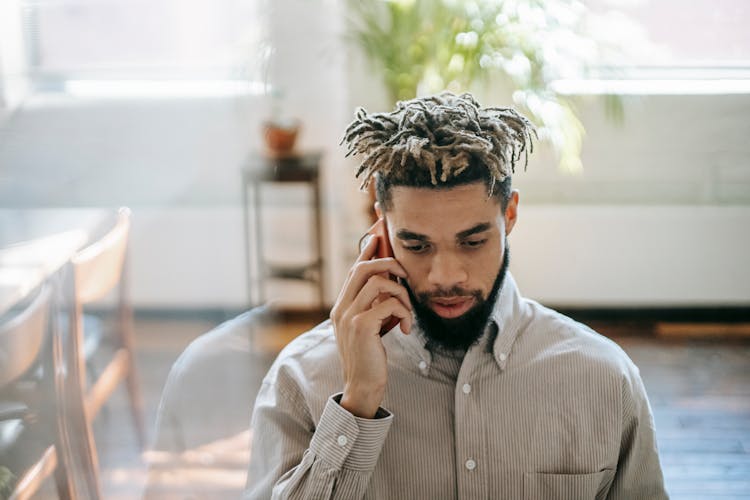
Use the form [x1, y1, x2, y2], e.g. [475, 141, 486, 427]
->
[341, 92, 536, 211]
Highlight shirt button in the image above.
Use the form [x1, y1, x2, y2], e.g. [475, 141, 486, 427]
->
[462, 383, 471, 394]
[337, 435, 348, 447]
[465, 459, 477, 471]
[418, 360, 427, 370]
[498, 352, 507, 362]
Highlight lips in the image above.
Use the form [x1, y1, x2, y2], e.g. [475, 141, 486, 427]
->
[429, 297, 475, 319]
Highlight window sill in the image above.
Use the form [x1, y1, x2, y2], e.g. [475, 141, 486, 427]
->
[551, 78, 750, 96]
[57, 79, 267, 100]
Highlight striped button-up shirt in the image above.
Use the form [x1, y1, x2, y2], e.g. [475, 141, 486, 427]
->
[245, 274, 667, 499]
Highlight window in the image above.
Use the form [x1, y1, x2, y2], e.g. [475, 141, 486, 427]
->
[557, 0, 750, 94]
[13, 0, 268, 98]
[588, 0, 749, 68]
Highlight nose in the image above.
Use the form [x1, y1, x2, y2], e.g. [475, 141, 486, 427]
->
[427, 251, 468, 290]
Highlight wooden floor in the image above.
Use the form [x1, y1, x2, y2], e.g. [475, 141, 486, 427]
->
[33, 315, 750, 499]
[615, 336, 750, 499]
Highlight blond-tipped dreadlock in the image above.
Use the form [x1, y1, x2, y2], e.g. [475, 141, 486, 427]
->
[341, 92, 536, 196]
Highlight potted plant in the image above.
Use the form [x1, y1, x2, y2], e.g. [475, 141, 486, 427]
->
[346, 0, 628, 172]
[262, 87, 301, 154]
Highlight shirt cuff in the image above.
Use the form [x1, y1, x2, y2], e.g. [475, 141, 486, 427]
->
[308, 393, 393, 472]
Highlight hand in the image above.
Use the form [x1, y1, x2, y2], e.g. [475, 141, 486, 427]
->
[330, 235, 413, 418]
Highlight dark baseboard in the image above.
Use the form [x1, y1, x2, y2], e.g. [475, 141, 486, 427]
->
[554, 306, 750, 323]
[121, 305, 750, 332]
[130, 305, 331, 324]
[68, 303, 748, 342]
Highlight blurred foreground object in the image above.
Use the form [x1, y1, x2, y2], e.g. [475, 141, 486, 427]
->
[145, 308, 272, 498]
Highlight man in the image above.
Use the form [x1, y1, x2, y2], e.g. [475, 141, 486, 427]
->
[245, 93, 667, 499]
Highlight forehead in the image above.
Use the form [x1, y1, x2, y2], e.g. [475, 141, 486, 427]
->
[386, 183, 503, 235]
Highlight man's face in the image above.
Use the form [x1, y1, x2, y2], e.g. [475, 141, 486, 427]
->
[382, 182, 519, 348]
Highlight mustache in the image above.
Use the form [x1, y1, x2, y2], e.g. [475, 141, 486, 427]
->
[416, 287, 483, 302]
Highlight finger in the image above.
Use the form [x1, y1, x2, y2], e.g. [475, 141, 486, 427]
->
[352, 257, 408, 278]
[334, 235, 381, 308]
[399, 315, 412, 334]
[371, 297, 412, 335]
[351, 274, 412, 314]
[355, 233, 379, 263]
[338, 258, 408, 310]
[352, 297, 412, 337]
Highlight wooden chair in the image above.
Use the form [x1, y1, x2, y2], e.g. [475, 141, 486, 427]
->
[0, 285, 60, 498]
[0, 283, 99, 499]
[71, 207, 146, 448]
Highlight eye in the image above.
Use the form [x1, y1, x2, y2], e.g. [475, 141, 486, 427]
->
[461, 239, 487, 249]
[403, 242, 430, 254]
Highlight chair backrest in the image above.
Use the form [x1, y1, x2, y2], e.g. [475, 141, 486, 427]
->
[71, 208, 130, 305]
[0, 284, 79, 499]
[146, 308, 269, 498]
[0, 285, 50, 388]
[152, 308, 270, 453]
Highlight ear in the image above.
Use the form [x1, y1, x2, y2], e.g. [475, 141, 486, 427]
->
[374, 201, 383, 219]
[504, 190, 520, 236]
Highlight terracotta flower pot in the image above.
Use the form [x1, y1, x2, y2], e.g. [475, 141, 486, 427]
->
[263, 120, 300, 153]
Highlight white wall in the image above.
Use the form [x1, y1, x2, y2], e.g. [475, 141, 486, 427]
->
[1, 0, 749, 309]
[125, 205, 750, 309]
[510, 205, 750, 307]
[514, 94, 750, 206]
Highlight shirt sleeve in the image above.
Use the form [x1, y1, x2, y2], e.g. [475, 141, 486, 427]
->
[607, 362, 669, 500]
[244, 383, 393, 500]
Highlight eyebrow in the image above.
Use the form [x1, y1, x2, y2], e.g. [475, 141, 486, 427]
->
[395, 229, 429, 242]
[395, 222, 492, 242]
[456, 222, 492, 239]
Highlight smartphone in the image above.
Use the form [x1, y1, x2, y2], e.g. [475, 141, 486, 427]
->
[360, 218, 401, 336]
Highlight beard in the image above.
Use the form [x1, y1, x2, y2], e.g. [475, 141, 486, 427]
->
[402, 243, 510, 353]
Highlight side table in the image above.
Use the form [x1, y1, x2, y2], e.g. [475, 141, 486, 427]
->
[241, 152, 325, 310]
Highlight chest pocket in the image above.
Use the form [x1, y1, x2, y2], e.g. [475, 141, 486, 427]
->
[523, 469, 613, 500]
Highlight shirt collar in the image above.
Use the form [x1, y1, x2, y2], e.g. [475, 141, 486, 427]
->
[390, 272, 528, 374]
[488, 272, 528, 371]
